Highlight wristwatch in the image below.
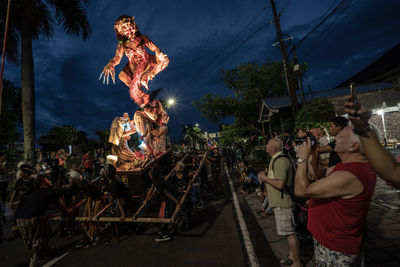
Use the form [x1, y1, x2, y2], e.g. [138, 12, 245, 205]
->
[297, 158, 307, 164]
[353, 125, 372, 136]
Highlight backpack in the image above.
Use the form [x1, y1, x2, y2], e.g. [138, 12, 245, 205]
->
[271, 155, 312, 240]
[270, 154, 307, 204]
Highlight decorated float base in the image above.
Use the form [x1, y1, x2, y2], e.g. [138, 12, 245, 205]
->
[58, 152, 206, 226]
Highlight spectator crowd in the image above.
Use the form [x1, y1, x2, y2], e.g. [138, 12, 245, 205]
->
[227, 99, 400, 267]
[1, 99, 400, 267]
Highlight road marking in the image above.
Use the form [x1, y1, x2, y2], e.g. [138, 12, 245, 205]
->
[225, 164, 260, 267]
[43, 248, 73, 267]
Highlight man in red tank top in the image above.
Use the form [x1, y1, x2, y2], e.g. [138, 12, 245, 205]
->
[295, 126, 376, 266]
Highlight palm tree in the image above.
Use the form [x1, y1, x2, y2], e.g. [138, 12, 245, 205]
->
[0, 0, 91, 164]
[183, 124, 205, 149]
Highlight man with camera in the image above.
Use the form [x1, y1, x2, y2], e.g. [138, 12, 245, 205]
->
[295, 125, 376, 266]
[258, 138, 302, 267]
[318, 117, 349, 167]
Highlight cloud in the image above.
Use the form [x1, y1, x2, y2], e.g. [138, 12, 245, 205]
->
[7, 0, 398, 142]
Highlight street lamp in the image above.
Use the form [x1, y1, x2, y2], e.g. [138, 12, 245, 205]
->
[167, 98, 175, 106]
[378, 102, 388, 146]
[195, 123, 199, 127]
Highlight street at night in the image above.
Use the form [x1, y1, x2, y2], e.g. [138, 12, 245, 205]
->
[1, 1, 400, 267]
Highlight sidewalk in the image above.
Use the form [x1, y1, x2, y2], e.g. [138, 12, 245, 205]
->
[242, 178, 400, 266]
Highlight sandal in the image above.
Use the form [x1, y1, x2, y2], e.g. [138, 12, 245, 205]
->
[258, 211, 271, 218]
[255, 209, 265, 215]
[280, 256, 293, 265]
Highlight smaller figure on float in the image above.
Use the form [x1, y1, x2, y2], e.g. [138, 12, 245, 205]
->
[99, 15, 169, 107]
[134, 97, 169, 158]
[108, 112, 142, 170]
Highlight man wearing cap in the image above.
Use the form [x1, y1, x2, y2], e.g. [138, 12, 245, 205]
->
[9, 164, 36, 211]
[16, 175, 60, 266]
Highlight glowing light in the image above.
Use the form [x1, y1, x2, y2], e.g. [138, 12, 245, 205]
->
[138, 140, 147, 149]
[377, 109, 383, 115]
[107, 155, 118, 164]
[167, 98, 175, 105]
[195, 123, 199, 127]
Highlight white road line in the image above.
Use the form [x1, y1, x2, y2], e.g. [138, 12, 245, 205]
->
[43, 248, 73, 267]
[225, 164, 260, 267]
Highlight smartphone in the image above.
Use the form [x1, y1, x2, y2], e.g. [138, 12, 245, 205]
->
[350, 82, 357, 104]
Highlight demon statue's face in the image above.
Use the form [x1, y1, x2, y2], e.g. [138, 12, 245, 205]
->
[114, 16, 138, 40]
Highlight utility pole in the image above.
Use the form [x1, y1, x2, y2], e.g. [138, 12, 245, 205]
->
[270, 0, 298, 114]
[292, 45, 306, 105]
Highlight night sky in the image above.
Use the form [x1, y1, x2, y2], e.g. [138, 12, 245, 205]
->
[4, 0, 400, 141]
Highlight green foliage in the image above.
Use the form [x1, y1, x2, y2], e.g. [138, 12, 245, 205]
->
[0, 80, 22, 147]
[218, 121, 248, 146]
[182, 124, 205, 149]
[38, 125, 83, 152]
[295, 99, 336, 130]
[0, 148, 23, 166]
[95, 130, 110, 149]
[193, 61, 308, 141]
[248, 148, 270, 166]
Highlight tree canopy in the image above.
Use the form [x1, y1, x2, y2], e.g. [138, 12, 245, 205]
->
[182, 124, 204, 149]
[294, 98, 336, 130]
[0, 0, 91, 164]
[38, 125, 83, 152]
[193, 61, 307, 143]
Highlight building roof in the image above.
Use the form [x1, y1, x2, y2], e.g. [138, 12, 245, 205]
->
[259, 82, 394, 122]
[336, 42, 400, 87]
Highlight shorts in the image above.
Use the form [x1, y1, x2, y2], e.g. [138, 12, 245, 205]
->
[313, 238, 363, 267]
[273, 207, 296, 236]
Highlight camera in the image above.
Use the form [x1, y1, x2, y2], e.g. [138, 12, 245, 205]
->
[295, 131, 316, 146]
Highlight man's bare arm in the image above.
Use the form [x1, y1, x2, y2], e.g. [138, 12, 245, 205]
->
[359, 131, 400, 182]
[258, 173, 284, 190]
[345, 102, 400, 183]
[318, 145, 332, 154]
[295, 163, 363, 199]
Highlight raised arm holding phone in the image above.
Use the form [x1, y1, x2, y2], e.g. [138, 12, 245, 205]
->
[345, 84, 400, 183]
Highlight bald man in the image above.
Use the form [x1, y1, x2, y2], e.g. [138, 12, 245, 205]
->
[295, 126, 377, 266]
[258, 138, 302, 267]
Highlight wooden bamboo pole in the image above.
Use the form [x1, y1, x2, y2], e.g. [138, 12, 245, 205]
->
[133, 184, 154, 217]
[94, 201, 113, 218]
[170, 152, 207, 222]
[74, 216, 172, 224]
[164, 153, 189, 181]
[134, 152, 189, 218]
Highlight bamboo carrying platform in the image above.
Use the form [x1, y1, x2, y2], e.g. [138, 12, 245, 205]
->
[56, 152, 207, 225]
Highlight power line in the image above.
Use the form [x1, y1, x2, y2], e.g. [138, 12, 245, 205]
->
[320, 0, 340, 19]
[211, 24, 270, 73]
[300, 0, 359, 59]
[181, 4, 271, 90]
[295, 0, 349, 49]
[184, 23, 271, 92]
[280, 0, 293, 15]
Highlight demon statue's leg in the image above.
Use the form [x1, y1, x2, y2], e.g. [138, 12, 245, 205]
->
[140, 54, 170, 91]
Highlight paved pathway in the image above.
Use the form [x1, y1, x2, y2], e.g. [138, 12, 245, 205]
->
[242, 177, 400, 266]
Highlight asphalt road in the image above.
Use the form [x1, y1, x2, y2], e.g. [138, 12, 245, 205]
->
[0, 165, 279, 267]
